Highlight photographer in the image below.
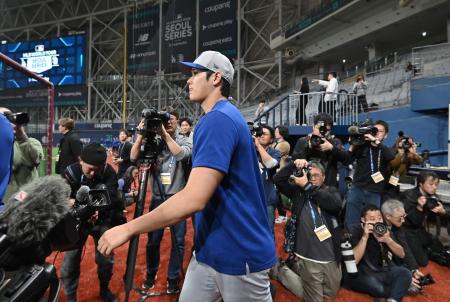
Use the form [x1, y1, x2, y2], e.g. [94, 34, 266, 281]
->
[0, 112, 14, 206]
[112, 129, 133, 178]
[399, 171, 446, 267]
[292, 112, 351, 188]
[345, 120, 395, 226]
[0, 108, 44, 203]
[254, 125, 281, 233]
[384, 134, 423, 200]
[131, 106, 192, 294]
[342, 205, 411, 302]
[61, 143, 123, 302]
[382, 199, 425, 294]
[273, 161, 342, 302]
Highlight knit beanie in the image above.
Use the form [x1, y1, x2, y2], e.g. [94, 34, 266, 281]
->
[80, 143, 107, 166]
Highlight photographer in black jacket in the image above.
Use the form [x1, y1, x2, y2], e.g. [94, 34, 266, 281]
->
[345, 120, 394, 226]
[274, 161, 342, 302]
[61, 143, 124, 302]
[400, 171, 446, 267]
[292, 112, 351, 188]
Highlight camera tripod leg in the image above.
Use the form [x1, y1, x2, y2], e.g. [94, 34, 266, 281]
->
[123, 159, 186, 302]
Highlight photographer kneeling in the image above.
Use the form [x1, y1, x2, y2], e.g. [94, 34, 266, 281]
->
[342, 205, 411, 302]
[131, 106, 192, 294]
[400, 171, 446, 267]
[382, 199, 426, 295]
[61, 143, 124, 302]
[273, 161, 342, 302]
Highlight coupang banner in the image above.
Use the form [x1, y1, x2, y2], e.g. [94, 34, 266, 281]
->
[199, 0, 237, 59]
[162, 0, 196, 73]
[127, 4, 159, 75]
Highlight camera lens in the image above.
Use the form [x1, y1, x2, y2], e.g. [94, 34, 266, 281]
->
[373, 222, 387, 236]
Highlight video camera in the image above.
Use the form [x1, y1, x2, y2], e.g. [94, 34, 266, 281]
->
[140, 108, 171, 159]
[347, 120, 378, 146]
[0, 177, 111, 302]
[3, 112, 30, 125]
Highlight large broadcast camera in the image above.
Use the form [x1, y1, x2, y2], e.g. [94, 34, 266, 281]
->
[3, 112, 30, 125]
[139, 108, 171, 159]
[0, 176, 111, 302]
[347, 120, 378, 146]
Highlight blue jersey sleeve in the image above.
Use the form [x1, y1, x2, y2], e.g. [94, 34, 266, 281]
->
[192, 111, 238, 174]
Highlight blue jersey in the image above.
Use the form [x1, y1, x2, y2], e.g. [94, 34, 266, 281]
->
[192, 100, 276, 275]
[0, 114, 14, 206]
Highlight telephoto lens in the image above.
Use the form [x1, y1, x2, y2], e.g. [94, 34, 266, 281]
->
[341, 237, 358, 273]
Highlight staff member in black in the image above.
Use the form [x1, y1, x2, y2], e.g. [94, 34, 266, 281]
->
[113, 129, 133, 178]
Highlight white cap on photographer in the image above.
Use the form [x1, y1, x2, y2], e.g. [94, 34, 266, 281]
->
[180, 51, 234, 85]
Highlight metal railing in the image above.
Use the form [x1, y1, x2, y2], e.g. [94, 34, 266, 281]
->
[253, 91, 359, 127]
[412, 42, 450, 77]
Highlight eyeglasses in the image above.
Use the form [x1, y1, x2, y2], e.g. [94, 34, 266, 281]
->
[392, 214, 407, 220]
[309, 173, 323, 179]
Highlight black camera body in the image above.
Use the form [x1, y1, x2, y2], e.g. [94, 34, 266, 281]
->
[426, 196, 440, 210]
[4, 112, 30, 125]
[140, 108, 171, 159]
[289, 164, 311, 184]
[248, 122, 264, 137]
[418, 274, 435, 287]
[348, 121, 378, 146]
[371, 222, 388, 236]
[310, 135, 325, 148]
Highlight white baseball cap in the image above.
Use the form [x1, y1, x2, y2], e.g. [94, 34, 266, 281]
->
[180, 51, 234, 85]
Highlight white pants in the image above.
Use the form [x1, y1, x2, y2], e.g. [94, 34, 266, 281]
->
[179, 254, 272, 302]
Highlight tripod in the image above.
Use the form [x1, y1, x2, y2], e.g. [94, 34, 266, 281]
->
[123, 155, 185, 302]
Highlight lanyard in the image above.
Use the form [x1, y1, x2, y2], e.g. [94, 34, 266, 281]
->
[118, 142, 124, 157]
[168, 156, 176, 171]
[369, 147, 381, 174]
[307, 200, 324, 229]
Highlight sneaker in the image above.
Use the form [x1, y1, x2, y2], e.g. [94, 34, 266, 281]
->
[142, 276, 156, 290]
[166, 278, 180, 294]
[100, 287, 118, 302]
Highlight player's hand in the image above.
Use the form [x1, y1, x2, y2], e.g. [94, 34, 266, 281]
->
[98, 224, 133, 256]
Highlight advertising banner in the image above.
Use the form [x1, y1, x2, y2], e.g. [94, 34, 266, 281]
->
[161, 0, 196, 72]
[0, 85, 87, 107]
[127, 4, 159, 75]
[199, 0, 237, 59]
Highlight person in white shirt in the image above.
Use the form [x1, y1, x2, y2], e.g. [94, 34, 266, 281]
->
[312, 72, 339, 120]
